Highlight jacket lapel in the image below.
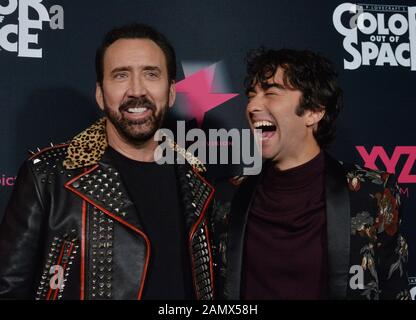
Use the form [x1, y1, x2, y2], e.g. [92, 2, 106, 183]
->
[325, 154, 351, 299]
[176, 164, 214, 231]
[225, 173, 261, 299]
[176, 164, 215, 299]
[64, 158, 150, 299]
[64, 157, 144, 233]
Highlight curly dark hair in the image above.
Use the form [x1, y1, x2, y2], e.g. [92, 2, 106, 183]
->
[245, 48, 343, 148]
[95, 23, 176, 86]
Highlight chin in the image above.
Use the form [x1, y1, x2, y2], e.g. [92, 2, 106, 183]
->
[259, 144, 276, 158]
[261, 152, 275, 161]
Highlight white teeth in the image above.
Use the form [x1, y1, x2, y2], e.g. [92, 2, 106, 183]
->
[127, 107, 147, 113]
[253, 121, 275, 128]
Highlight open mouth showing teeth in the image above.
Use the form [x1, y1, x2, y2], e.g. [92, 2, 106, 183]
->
[253, 120, 277, 132]
[126, 107, 148, 114]
[253, 120, 277, 139]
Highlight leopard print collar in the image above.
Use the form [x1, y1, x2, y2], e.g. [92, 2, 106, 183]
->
[63, 117, 206, 173]
[63, 117, 107, 170]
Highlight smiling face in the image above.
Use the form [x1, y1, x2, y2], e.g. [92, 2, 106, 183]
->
[246, 67, 324, 170]
[96, 38, 176, 147]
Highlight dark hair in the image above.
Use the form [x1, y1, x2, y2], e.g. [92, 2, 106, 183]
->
[95, 23, 177, 85]
[245, 48, 343, 148]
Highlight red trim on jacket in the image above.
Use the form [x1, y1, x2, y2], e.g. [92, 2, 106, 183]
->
[46, 242, 66, 300]
[46, 239, 75, 300]
[53, 242, 75, 300]
[28, 143, 69, 160]
[204, 223, 215, 298]
[80, 199, 86, 300]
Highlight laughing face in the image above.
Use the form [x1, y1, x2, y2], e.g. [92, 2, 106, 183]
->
[96, 38, 175, 147]
[246, 67, 324, 170]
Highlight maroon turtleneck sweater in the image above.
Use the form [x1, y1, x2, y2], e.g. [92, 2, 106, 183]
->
[241, 152, 328, 300]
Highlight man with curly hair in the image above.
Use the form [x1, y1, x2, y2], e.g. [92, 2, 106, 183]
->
[213, 48, 411, 300]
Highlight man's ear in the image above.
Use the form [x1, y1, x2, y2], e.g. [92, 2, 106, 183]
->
[96, 83, 104, 111]
[305, 107, 325, 128]
[168, 81, 176, 108]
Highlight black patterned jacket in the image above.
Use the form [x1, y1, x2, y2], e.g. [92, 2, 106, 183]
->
[0, 118, 215, 300]
[211, 154, 411, 300]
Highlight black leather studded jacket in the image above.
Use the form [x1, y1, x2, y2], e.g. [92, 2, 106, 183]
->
[0, 118, 216, 300]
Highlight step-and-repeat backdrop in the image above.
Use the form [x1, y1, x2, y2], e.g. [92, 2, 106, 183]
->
[0, 0, 415, 298]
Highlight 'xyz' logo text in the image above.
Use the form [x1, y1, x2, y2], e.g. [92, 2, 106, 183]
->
[0, 0, 64, 58]
[356, 146, 416, 183]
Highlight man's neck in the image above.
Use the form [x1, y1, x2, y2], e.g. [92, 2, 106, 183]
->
[106, 122, 158, 163]
[273, 144, 322, 172]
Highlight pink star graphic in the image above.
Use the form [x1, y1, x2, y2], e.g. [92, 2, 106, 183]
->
[175, 63, 238, 127]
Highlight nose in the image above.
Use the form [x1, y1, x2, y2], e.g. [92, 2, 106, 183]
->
[246, 96, 265, 116]
[127, 76, 147, 97]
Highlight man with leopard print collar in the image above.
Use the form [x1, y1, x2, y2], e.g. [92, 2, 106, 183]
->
[0, 24, 215, 300]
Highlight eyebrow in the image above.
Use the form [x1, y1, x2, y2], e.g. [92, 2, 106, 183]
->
[142, 66, 161, 73]
[261, 82, 286, 91]
[246, 82, 286, 95]
[110, 66, 131, 75]
[110, 65, 162, 75]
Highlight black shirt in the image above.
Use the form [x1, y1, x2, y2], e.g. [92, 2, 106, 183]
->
[107, 147, 193, 299]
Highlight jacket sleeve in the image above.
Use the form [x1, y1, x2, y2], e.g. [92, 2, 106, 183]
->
[377, 175, 411, 300]
[0, 160, 46, 299]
